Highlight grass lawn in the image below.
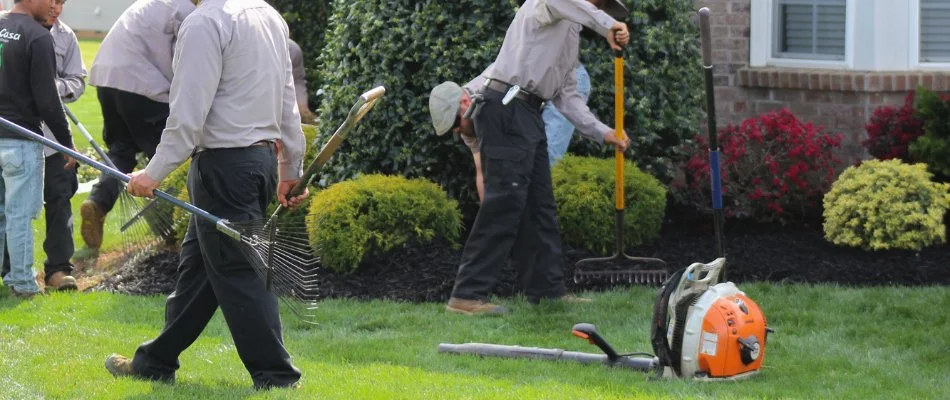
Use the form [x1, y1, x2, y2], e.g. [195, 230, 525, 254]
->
[0, 284, 948, 399]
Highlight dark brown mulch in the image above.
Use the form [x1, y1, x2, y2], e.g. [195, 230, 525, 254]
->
[91, 249, 181, 295]
[91, 213, 950, 300]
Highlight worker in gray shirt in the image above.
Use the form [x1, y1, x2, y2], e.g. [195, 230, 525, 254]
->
[80, 0, 197, 250]
[107, 0, 307, 390]
[288, 38, 316, 124]
[429, 0, 631, 315]
[0, 0, 84, 291]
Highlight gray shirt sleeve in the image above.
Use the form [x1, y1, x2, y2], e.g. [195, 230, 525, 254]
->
[279, 45, 305, 181]
[536, 0, 615, 37]
[551, 65, 610, 143]
[144, 15, 222, 182]
[55, 28, 86, 103]
[288, 39, 308, 110]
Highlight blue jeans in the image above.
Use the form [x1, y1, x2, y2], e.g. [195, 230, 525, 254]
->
[542, 64, 591, 167]
[0, 139, 44, 294]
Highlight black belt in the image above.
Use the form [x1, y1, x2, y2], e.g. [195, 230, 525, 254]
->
[484, 79, 545, 109]
[193, 140, 275, 155]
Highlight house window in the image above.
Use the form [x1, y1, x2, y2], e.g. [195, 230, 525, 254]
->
[773, 0, 847, 60]
[920, 0, 950, 62]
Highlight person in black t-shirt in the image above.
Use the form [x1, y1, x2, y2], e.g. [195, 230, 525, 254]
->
[0, 0, 74, 299]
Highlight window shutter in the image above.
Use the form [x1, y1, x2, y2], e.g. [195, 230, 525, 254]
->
[777, 0, 846, 59]
[921, 0, 950, 62]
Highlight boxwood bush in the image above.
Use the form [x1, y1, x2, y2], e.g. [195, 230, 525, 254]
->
[313, 0, 701, 220]
[306, 174, 462, 274]
[552, 155, 666, 254]
[823, 159, 950, 251]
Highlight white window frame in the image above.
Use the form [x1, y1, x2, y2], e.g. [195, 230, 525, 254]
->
[751, 0, 856, 70]
[909, 0, 950, 70]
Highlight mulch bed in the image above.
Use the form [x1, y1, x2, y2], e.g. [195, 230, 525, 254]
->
[90, 212, 950, 300]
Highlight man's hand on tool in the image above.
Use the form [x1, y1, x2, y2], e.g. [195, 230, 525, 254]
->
[603, 129, 631, 152]
[64, 147, 78, 169]
[608, 22, 630, 51]
[128, 170, 161, 198]
[278, 179, 309, 209]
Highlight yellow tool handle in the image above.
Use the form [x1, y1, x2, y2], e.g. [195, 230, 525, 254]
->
[614, 52, 624, 211]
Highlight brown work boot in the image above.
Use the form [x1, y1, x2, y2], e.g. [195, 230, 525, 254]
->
[80, 200, 106, 249]
[446, 297, 509, 315]
[105, 354, 174, 383]
[105, 354, 135, 378]
[46, 272, 78, 291]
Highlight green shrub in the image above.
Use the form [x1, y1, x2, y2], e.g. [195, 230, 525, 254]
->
[823, 159, 950, 251]
[267, 0, 334, 110]
[552, 155, 667, 254]
[313, 0, 702, 221]
[306, 174, 462, 274]
[910, 87, 950, 179]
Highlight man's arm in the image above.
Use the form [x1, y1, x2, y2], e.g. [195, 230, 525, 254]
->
[56, 29, 87, 103]
[551, 65, 610, 144]
[144, 15, 223, 182]
[31, 36, 72, 148]
[473, 152, 484, 204]
[536, 0, 616, 36]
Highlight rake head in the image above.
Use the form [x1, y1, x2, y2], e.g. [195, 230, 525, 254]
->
[573, 254, 669, 286]
[111, 182, 182, 263]
[227, 214, 321, 324]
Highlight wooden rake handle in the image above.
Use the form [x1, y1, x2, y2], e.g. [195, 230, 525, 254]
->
[275, 86, 387, 217]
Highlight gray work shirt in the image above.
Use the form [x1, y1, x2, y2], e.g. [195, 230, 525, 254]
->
[288, 39, 308, 111]
[144, 0, 305, 182]
[88, 0, 196, 103]
[41, 19, 86, 157]
[483, 0, 617, 143]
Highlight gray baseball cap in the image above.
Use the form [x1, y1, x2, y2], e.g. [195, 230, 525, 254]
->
[604, 0, 629, 20]
[429, 81, 463, 136]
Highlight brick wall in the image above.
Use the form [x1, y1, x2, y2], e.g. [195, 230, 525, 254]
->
[695, 0, 948, 160]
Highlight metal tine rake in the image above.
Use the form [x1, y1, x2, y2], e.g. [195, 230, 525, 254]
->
[573, 44, 668, 286]
[64, 106, 177, 265]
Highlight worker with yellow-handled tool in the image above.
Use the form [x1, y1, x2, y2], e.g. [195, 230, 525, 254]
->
[428, 0, 632, 315]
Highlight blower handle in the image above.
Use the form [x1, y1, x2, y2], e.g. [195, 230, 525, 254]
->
[699, 7, 727, 275]
[571, 323, 622, 361]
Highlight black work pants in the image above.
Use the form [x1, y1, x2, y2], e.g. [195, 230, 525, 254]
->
[130, 145, 301, 388]
[451, 89, 567, 302]
[88, 87, 168, 213]
[0, 154, 78, 280]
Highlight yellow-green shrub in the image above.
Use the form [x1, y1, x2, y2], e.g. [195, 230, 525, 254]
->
[552, 155, 667, 254]
[306, 174, 461, 274]
[823, 159, 950, 250]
